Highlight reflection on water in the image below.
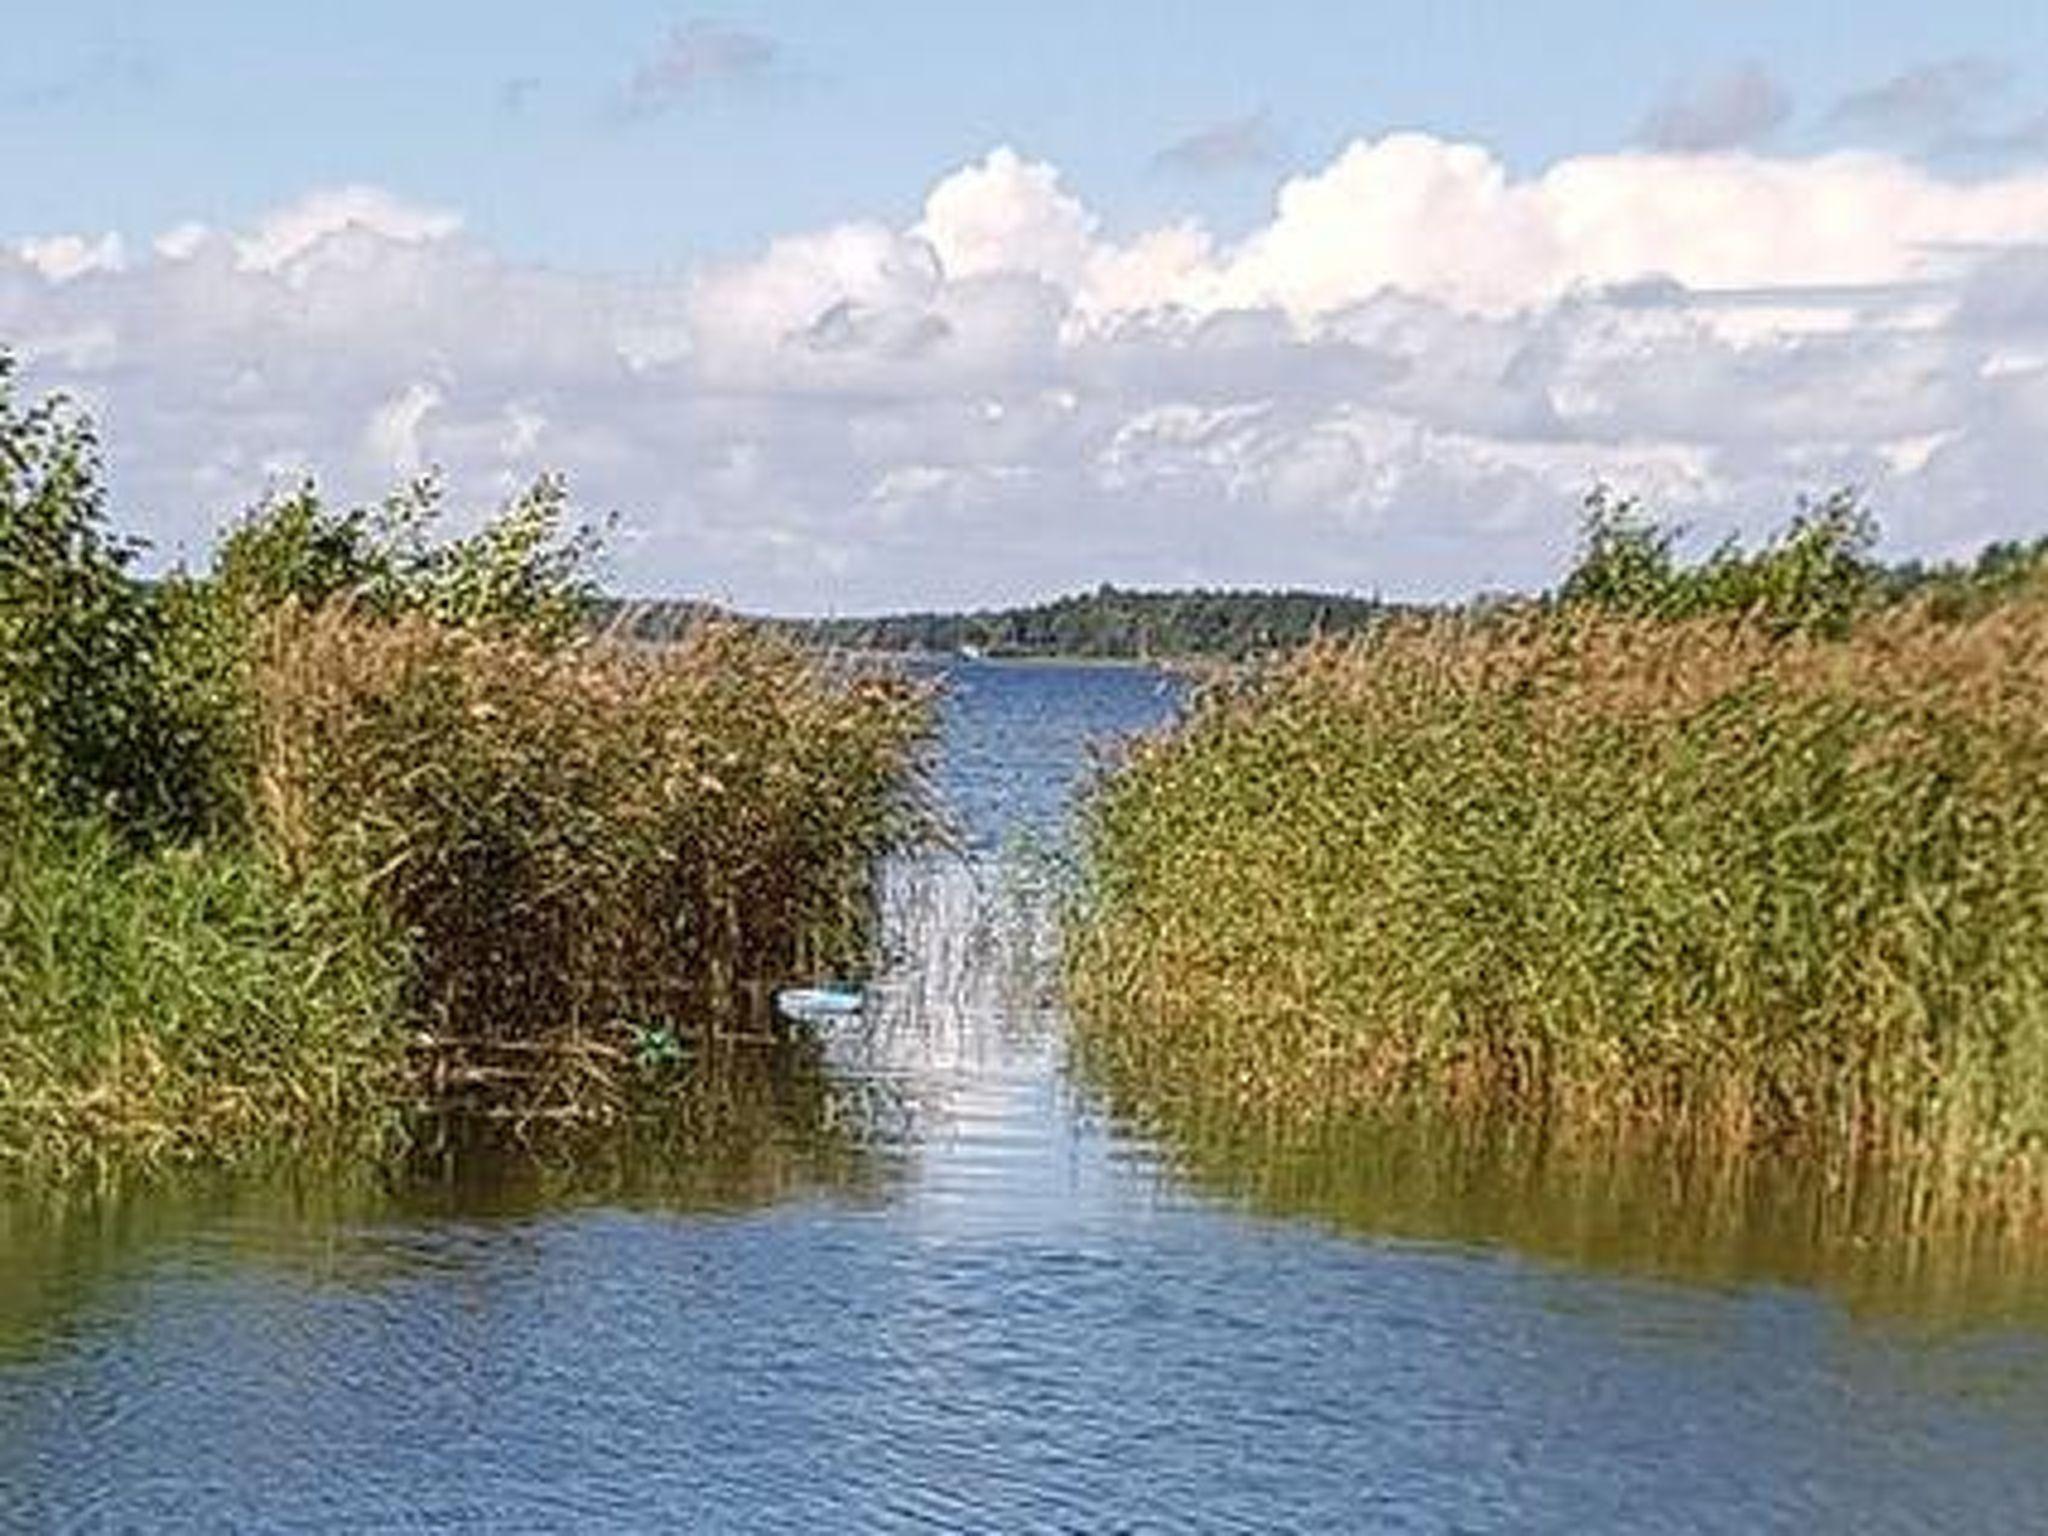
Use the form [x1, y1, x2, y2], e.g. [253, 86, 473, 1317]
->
[1124, 1102, 2048, 1328]
[0, 1038, 909, 1365]
[8, 659, 2048, 1532]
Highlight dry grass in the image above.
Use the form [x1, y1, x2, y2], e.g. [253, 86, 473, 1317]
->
[1069, 573, 2048, 1227]
[253, 605, 935, 1121]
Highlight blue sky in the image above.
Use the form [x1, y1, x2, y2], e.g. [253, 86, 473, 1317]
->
[7, 5, 2048, 610]
[12, 2, 2048, 265]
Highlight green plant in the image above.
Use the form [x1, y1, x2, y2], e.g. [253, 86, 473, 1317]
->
[0, 358, 195, 836]
[0, 815, 412, 1173]
[212, 472, 605, 642]
[1556, 486, 1682, 616]
[1559, 485, 1880, 636]
[252, 606, 934, 1117]
[1071, 553, 2048, 1229]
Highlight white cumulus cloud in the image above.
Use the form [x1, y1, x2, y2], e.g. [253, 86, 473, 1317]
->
[230, 185, 462, 275]
[12, 232, 125, 282]
[6, 136, 2048, 608]
[365, 380, 444, 476]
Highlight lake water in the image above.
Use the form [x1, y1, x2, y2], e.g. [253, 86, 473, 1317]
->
[7, 659, 2048, 1532]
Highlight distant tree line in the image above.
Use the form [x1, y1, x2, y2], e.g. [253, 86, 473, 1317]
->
[597, 488, 2048, 659]
[600, 585, 1401, 660]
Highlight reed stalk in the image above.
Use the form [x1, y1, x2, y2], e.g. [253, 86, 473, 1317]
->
[1069, 574, 2048, 1228]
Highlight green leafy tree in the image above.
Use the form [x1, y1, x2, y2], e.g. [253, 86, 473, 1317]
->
[1687, 490, 1879, 635]
[208, 480, 399, 618]
[1559, 484, 1881, 636]
[0, 357, 188, 833]
[1555, 486, 1681, 616]
[213, 471, 605, 641]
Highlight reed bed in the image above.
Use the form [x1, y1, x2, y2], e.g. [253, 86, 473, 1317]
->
[1, 603, 931, 1166]
[0, 815, 412, 1174]
[1068, 575, 2048, 1226]
[252, 605, 934, 1121]
[2, 360, 936, 1169]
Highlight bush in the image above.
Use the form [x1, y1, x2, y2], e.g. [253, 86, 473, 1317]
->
[1561, 485, 1881, 635]
[211, 472, 604, 641]
[0, 359, 208, 837]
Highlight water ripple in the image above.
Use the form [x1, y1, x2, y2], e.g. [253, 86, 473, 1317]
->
[8, 664, 2048, 1533]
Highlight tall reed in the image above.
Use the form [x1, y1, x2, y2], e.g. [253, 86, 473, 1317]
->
[3, 353, 937, 1166]
[1069, 574, 2048, 1223]
[253, 605, 934, 1117]
[0, 814, 412, 1174]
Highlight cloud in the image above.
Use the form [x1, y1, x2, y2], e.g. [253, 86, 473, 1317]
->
[1828, 57, 2048, 168]
[1638, 63, 1791, 152]
[230, 186, 462, 273]
[1166, 132, 2048, 319]
[1940, 109, 2048, 162]
[1152, 112, 1279, 177]
[10, 137, 2048, 609]
[915, 148, 1096, 287]
[365, 381, 445, 476]
[1830, 56, 2013, 140]
[11, 233, 125, 282]
[621, 21, 777, 117]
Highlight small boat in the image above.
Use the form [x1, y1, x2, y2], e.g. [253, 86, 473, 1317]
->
[774, 985, 866, 1022]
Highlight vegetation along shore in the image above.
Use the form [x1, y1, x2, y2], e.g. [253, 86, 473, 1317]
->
[1068, 493, 2048, 1231]
[605, 585, 1399, 662]
[0, 357, 934, 1174]
[14, 327, 2048, 1239]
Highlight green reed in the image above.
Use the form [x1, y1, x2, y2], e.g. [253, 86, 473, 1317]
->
[1069, 575, 2048, 1227]
[3, 350, 936, 1166]
[0, 814, 413, 1175]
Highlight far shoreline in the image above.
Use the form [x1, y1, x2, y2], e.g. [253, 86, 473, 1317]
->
[807, 645, 1226, 678]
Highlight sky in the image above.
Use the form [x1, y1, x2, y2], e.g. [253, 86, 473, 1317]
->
[7, 3, 2048, 611]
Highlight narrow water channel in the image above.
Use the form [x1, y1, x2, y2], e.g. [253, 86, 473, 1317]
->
[5, 660, 2048, 1533]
